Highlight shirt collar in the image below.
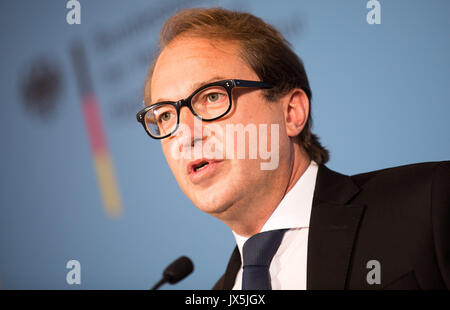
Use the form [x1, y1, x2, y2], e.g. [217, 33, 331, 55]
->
[232, 160, 319, 254]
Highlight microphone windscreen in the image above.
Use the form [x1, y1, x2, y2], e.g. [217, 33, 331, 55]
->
[163, 256, 194, 284]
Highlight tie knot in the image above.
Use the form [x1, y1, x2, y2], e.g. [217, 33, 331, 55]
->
[242, 229, 287, 267]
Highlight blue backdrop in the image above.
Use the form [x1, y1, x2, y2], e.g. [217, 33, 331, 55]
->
[0, 0, 449, 289]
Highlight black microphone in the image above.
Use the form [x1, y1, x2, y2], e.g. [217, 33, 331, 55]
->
[151, 256, 194, 290]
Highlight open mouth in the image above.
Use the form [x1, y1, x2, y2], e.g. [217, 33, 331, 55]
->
[193, 161, 209, 172]
[187, 158, 223, 183]
[188, 158, 222, 175]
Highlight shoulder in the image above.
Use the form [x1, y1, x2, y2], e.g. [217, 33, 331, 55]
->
[341, 161, 450, 288]
[343, 161, 450, 234]
[350, 161, 450, 192]
[344, 161, 450, 223]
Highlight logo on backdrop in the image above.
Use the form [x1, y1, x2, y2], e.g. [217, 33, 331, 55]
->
[19, 57, 63, 121]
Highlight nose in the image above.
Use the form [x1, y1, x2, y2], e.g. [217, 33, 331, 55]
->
[179, 105, 195, 129]
[174, 106, 203, 148]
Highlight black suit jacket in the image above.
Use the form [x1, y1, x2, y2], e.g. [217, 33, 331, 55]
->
[213, 161, 450, 290]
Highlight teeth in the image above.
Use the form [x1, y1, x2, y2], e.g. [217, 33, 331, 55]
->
[194, 162, 208, 172]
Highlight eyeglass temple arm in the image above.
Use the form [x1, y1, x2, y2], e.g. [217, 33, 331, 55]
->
[234, 80, 273, 89]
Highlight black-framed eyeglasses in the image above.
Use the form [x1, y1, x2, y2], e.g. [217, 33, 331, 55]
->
[136, 79, 273, 139]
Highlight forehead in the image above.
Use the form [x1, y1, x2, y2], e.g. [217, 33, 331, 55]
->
[148, 36, 259, 103]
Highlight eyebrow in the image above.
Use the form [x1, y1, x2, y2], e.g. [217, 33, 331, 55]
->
[151, 76, 227, 105]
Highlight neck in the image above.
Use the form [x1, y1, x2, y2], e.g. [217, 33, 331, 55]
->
[221, 143, 311, 237]
[284, 143, 311, 198]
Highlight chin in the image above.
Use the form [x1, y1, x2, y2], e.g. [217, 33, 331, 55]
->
[194, 196, 226, 214]
[190, 190, 232, 216]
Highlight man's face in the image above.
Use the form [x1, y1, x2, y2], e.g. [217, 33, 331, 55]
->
[148, 36, 292, 221]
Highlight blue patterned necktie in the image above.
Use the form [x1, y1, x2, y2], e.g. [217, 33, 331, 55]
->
[242, 229, 288, 290]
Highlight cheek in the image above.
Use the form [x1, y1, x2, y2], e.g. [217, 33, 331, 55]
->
[161, 142, 179, 172]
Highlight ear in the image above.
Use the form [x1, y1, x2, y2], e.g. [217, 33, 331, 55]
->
[282, 88, 310, 138]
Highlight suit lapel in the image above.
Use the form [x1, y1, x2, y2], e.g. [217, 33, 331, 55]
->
[220, 246, 241, 290]
[307, 165, 366, 289]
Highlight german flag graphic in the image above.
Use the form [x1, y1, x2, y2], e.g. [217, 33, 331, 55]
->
[71, 41, 122, 218]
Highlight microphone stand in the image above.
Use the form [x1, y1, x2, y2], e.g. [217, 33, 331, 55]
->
[151, 276, 168, 290]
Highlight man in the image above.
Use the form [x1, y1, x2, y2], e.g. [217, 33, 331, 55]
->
[136, 8, 449, 289]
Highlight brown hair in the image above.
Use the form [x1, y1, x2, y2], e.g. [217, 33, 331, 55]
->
[145, 7, 329, 164]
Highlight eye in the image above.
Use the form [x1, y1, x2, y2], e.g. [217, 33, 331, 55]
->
[159, 111, 172, 122]
[206, 93, 221, 102]
[206, 93, 226, 103]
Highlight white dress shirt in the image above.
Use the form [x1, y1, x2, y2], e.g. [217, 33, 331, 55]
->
[232, 160, 319, 290]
